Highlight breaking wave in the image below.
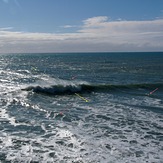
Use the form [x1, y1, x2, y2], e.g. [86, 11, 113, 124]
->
[22, 82, 163, 95]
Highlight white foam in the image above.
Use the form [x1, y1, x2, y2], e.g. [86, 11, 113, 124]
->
[0, 67, 163, 162]
[0, 108, 17, 126]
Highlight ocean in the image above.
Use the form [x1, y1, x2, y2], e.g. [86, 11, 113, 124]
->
[0, 52, 163, 163]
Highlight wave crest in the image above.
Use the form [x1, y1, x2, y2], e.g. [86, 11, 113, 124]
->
[22, 82, 163, 95]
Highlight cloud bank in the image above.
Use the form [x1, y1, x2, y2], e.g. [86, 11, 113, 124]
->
[0, 16, 163, 53]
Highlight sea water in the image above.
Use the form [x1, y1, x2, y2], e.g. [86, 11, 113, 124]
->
[0, 52, 163, 162]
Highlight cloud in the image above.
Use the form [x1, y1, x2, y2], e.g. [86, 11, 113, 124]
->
[62, 25, 78, 28]
[62, 25, 74, 28]
[83, 16, 108, 27]
[79, 18, 163, 45]
[0, 27, 13, 31]
[0, 16, 163, 53]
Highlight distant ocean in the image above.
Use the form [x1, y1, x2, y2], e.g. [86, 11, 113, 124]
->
[0, 52, 163, 162]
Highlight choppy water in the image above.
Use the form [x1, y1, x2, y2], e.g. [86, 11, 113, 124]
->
[0, 52, 163, 162]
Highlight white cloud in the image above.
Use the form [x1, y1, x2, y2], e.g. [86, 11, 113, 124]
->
[62, 25, 74, 28]
[0, 27, 13, 31]
[62, 25, 78, 28]
[0, 16, 163, 53]
[83, 16, 108, 27]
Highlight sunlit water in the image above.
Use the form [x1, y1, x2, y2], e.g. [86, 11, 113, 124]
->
[0, 53, 163, 162]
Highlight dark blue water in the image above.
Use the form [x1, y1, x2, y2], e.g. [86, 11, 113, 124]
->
[0, 52, 163, 162]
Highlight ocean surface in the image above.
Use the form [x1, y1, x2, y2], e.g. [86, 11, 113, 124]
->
[0, 52, 163, 163]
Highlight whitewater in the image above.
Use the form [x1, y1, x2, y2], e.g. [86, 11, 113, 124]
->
[0, 52, 163, 162]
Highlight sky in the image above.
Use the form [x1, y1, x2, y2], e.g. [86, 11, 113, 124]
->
[0, 0, 163, 53]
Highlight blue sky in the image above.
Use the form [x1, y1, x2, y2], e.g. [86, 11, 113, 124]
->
[0, 0, 163, 53]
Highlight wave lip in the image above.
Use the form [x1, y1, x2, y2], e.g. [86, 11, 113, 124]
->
[22, 84, 83, 95]
[22, 82, 163, 95]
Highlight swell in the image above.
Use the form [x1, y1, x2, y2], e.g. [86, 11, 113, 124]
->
[22, 83, 163, 95]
